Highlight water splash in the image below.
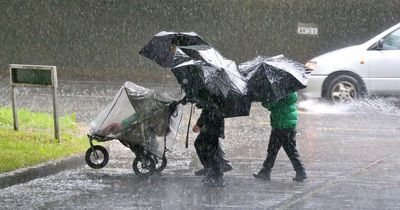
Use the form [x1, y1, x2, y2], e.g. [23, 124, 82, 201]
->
[298, 97, 400, 116]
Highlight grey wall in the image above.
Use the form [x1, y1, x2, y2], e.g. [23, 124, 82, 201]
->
[1, 0, 399, 82]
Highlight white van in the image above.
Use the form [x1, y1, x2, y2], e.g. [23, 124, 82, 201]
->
[304, 22, 400, 102]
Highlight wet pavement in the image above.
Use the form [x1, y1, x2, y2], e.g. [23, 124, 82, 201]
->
[1, 79, 400, 209]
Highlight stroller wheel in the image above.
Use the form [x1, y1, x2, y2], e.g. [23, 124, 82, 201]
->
[85, 145, 109, 169]
[153, 155, 167, 173]
[132, 155, 156, 176]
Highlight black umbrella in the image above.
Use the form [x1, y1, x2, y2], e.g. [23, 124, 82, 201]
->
[139, 31, 210, 68]
[176, 45, 245, 86]
[172, 59, 250, 117]
[238, 55, 311, 102]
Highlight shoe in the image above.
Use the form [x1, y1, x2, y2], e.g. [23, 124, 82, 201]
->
[203, 175, 225, 187]
[293, 172, 307, 182]
[195, 168, 207, 176]
[202, 168, 225, 187]
[195, 163, 233, 176]
[201, 176, 208, 184]
[221, 163, 233, 173]
[253, 168, 271, 181]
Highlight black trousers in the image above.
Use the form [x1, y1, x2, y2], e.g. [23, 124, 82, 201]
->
[194, 131, 223, 175]
[262, 128, 305, 174]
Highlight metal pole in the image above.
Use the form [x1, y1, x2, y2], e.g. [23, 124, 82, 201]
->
[52, 86, 60, 141]
[11, 86, 18, 131]
[53, 87, 60, 140]
[185, 104, 194, 148]
[51, 67, 60, 141]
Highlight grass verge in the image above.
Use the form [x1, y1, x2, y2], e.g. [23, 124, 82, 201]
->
[0, 107, 88, 173]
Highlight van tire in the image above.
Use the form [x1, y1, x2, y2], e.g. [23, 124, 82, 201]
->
[323, 75, 361, 102]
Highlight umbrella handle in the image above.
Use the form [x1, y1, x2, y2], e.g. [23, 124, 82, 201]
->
[185, 104, 194, 148]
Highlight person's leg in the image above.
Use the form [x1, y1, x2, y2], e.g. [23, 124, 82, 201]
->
[194, 131, 209, 169]
[254, 129, 283, 180]
[281, 128, 307, 181]
[202, 133, 225, 187]
[195, 138, 232, 176]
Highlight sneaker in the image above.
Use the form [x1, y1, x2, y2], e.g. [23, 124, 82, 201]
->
[201, 176, 208, 184]
[221, 163, 233, 173]
[293, 172, 307, 182]
[253, 168, 271, 181]
[203, 175, 225, 187]
[194, 168, 207, 176]
[195, 163, 233, 176]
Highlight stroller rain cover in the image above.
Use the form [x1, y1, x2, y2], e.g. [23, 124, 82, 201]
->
[90, 81, 183, 157]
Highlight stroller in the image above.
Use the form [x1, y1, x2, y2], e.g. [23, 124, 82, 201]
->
[85, 81, 183, 176]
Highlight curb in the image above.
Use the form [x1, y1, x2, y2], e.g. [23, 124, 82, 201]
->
[0, 153, 85, 189]
[0, 144, 111, 189]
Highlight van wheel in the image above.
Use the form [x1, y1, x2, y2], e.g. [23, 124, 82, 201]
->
[324, 75, 361, 103]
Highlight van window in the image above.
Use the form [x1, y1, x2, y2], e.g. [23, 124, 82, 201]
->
[382, 28, 400, 50]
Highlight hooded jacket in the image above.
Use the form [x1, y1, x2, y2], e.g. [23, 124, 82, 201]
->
[261, 92, 298, 129]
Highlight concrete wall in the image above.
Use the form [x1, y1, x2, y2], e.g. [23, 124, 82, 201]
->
[1, 0, 399, 82]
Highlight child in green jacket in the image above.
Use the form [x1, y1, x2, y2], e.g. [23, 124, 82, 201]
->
[253, 92, 307, 182]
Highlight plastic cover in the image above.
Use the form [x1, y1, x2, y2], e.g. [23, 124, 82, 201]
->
[90, 81, 182, 157]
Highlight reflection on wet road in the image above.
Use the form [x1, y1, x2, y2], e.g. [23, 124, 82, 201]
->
[1, 79, 400, 209]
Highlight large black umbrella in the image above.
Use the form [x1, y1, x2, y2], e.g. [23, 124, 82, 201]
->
[139, 31, 210, 68]
[140, 34, 250, 117]
[176, 45, 245, 88]
[172, 59, 250, 117]
[238, 55, 311, 102]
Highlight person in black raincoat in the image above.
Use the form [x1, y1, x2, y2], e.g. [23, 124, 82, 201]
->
[192, 102, 232, 187]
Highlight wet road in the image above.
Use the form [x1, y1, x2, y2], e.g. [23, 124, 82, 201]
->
[1, 79, 400, 209]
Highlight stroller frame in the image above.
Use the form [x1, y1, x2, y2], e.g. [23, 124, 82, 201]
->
[85, 120, 168, 176]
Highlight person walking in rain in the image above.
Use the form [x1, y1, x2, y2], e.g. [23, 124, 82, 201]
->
[192, 103, 232, 187]
[253, 92, 307, 182]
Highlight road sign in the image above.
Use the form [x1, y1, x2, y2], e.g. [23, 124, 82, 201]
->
[10, 64, 57, 87]
[9, 64, 60, 141]
[297, 23, 318, 35]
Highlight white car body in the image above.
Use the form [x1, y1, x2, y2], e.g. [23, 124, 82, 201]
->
[305, 22, 400, 101]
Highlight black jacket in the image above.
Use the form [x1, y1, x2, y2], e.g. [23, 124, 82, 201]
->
[196, 108, 225, 139]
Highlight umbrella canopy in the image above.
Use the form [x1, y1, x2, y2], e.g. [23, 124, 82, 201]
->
[139, 31, 210, 68]
[239, 55, 311, 102]
[172, 59, 250, 117]
[176, 45, 247, 95]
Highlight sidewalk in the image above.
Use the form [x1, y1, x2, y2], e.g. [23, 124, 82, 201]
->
[0, 153, 85, 189]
